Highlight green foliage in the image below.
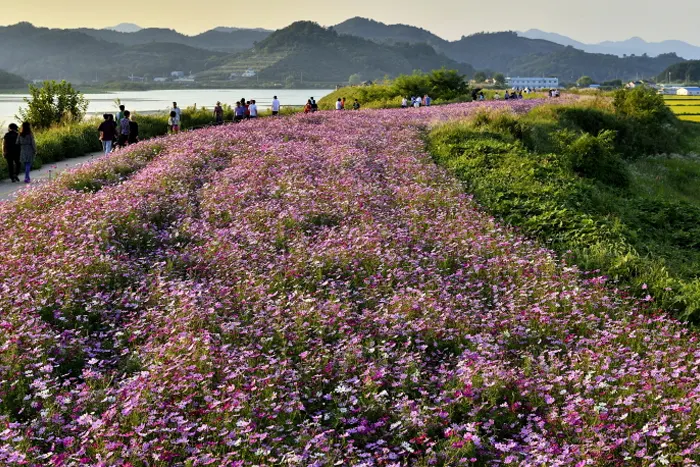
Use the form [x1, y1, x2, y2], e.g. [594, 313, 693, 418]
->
[576, 75, 594, 87]
[17, 81, 88, 129]
[348, 73, 364, 85]
[319, 69, 471, 109]
[428, 102, 700, 321]
[493, 73, 505, 86]
[473, 71, 487, 83]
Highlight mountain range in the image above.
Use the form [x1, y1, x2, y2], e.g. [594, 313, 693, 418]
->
[0, 18, 689, 86]
[519, 29, 700, 60]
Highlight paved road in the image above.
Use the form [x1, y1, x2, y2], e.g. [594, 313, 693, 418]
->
[0, 151, 105, 201]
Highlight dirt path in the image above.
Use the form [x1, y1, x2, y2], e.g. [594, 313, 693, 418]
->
[0, 151, 105, 201]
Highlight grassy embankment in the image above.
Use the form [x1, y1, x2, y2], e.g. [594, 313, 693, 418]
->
[0, 105, 299, 179]
[319, 83, 546, 110]
[429, 89, 700, 321]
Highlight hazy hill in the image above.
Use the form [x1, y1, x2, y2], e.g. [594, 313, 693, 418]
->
[658, 61, 700, 83]
[334, 17, 449, 51]
[520, 29, 700, 60]
[0, 23, 225, 82]
[445, 32, 565, 71]
[78, 27, 270, 53]
[200, 21, 473, 84]
[0, 69, 26, 89]
[105, 23, 142, 33]
[509, 48, 682, 82]
[331, 21, 683, 81]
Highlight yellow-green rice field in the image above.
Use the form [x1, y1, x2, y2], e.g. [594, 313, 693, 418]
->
[664, 96, 700, 121]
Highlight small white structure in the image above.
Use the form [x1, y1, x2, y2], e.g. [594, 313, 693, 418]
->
[677, 87, 700, 96]
[506, 76, 558, 89]
[658, 86, 681, 95]
[153, 77, 168, 82]
[171, 71, 185, 78]
[242, 69, 256, 78]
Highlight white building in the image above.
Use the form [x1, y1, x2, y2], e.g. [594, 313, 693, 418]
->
[658, 86, 681, 95]
[677, 87, 700, 96]
[153, 77, 168, 82]
[171, 71, 185, 78]
[506, 76, 559, 89]
[242, 69, 256, 78]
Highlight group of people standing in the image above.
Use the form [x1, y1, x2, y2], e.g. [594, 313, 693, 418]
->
[2, 122, 37, 183]
[97, 103, 145, 155]
[332, 97, 361, 111]
[401, 95, 432, 108]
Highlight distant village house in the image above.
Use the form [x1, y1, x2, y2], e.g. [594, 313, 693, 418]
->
[506, 76, 559, 89]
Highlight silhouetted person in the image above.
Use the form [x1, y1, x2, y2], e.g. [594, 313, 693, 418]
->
[2, 123, 20, 182]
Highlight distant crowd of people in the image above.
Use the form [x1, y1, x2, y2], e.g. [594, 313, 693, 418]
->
[400, 95, 432, 108]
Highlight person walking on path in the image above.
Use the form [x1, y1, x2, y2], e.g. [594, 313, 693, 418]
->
[214, 102, 224, 124]
[98, 114, 117, 155]
[119, 111, 131, 146]
[3, 123, 21, 182]
[17, 122, 37, 184]
[271, 96, 280, 116]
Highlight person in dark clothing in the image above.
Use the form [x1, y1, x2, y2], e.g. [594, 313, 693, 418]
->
[98, 114, 117, 155]
[118, 110, 131, 147]
[2, 123, 21, 182]
[128, 118, 139, 145]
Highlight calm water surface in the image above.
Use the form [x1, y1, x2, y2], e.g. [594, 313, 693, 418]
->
[0, 89, 334, 125]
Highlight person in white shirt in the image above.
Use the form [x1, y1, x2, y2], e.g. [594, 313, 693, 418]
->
[413, 97, 420, 108]
[336, 98, 342, 110]
[401, 97, 408, 108]
[249, 100, 258, 118]
[171, 102, 181, 120]
[271, 96, 280, 116]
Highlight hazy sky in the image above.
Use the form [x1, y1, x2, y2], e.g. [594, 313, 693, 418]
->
[3, 0, 697, 44]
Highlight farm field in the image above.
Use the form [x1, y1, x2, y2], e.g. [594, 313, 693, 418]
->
[3, 102, 700, 465]
[664, 95, 700, 119]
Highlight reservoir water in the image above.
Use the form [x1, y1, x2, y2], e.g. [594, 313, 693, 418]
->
[0, 88, 334, 125]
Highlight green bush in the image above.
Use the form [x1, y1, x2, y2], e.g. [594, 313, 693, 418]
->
[428, 103, 700, 321]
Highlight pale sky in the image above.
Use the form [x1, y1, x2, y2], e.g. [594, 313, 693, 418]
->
[3, 0, 698, 45]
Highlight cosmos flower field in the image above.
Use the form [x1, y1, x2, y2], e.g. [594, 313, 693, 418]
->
[2, 102, 700, 466]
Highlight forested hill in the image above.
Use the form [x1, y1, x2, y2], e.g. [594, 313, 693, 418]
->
[658, 60, 700, 83]
[0, 19, 686, 85]
[0, 69, 26, 89]
[199, 21, 474, 84]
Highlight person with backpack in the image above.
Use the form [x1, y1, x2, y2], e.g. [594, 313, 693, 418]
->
[2, 123, 21, 182]
[310, 97, 318, 112]
[352, 99, 360, 110]
[17, 122, 37, 184]
[119, 111, 131, 146]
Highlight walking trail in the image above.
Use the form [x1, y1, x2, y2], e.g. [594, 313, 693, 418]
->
[0, 151, 104, 201]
